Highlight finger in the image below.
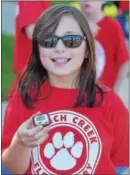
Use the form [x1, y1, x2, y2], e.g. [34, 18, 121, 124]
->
[23, 125, 50, 142]
[21, 112, 42, 128]
[30, 125, 50, 141]
[21, 125, 43, 137]
[26, 134, 49, 148]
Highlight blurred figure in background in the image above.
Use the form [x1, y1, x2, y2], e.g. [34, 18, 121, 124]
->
[14, 1, 51, 75]
[9, 1, 51, 98]
[78, 1, 129, 93]
[103, 1, 129, 40]
[68, 1, 106, 81]
[103, 1, 119, 18]
[117, 1, 129, 41]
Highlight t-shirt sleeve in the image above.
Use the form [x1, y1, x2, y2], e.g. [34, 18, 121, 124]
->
[2, 94, 21, 151]
[17, 1, 51, 30]
[114, 20, 128, 70]
[109, 92, 129, 166]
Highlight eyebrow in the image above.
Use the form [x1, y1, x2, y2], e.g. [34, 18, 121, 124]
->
[54, 30, 83, 36]
[65, 31, 78, 34]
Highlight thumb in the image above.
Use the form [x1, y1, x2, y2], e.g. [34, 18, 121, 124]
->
[23, 111, 42, 128]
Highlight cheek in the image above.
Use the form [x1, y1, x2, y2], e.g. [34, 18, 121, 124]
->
[39, 50, 50, 60]
[39, 47, 52, 65]
[71, 46, 86, 62]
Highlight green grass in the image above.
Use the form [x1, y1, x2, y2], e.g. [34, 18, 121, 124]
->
[2, 34, 16, 99]
[51, 1, 76, 6]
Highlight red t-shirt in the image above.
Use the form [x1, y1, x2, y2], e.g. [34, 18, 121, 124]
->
[14, 1, 51, 75]
[119, 1, 129, 12]
[2, 83, 128, 174]
[96, 16, 128, 88]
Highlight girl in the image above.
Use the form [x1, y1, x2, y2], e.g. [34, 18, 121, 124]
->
[2, 5, 128, 175]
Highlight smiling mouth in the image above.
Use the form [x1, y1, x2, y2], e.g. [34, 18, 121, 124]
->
[51, 58, 71, 64]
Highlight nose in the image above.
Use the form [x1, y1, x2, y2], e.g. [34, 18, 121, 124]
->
[54, 39, 66, 52]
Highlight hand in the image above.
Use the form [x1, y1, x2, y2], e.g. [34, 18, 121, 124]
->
[14, 112, 50, 148]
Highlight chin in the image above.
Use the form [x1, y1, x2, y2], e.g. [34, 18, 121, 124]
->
[52, 69, 78, 77]
[53, 72, 72, 77]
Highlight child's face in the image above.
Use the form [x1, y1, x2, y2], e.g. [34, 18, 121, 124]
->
[38, 15, 86, 80]
[79, 1, 105, 15]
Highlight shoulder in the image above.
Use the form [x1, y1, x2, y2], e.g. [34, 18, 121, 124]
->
[98, 84, 126, 107]
[102, 89, 128, 122]
[103, 90, 123, 105]
[6, 91, 34, 124]
[96, 83, 128, 118]
[101, 16, 122, 30]
[102, 16, 120, 25]
[103, 89, 126, 109]
[8, 91, 23, 109]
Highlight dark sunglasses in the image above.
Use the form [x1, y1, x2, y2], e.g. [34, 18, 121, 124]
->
[38, 35, 86, 48]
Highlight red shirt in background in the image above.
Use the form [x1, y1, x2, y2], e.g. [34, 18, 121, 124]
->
[119, 1, 129, 12]
[14, 1, 51, 75]
[2, 83, 128, 174]
[96, 16, 128, 88]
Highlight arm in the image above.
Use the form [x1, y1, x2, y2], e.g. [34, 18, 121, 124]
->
[2, 134, 31, 175]
[2, 95, 31, 174]
[18, 1, 51, 39]
[2, 95, 50, 174]
[109, 93, 129, 173]
[114, 61, 129, 92]
[2, 119, 50, 174]
[113, 20, 129, 92]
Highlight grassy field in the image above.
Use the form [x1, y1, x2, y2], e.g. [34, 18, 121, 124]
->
[51, 1, 76, 5]
[2, 34, 16, 99]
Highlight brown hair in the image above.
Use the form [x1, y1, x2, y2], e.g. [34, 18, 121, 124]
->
[19, 4, 103, 108]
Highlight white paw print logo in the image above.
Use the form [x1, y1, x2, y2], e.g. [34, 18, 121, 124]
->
[43, 131, 83, 170]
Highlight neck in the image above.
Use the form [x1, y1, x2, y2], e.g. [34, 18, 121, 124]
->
[48, 72, 79, 89]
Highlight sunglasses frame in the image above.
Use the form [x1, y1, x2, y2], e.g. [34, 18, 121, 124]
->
[38, 34, 86, 48]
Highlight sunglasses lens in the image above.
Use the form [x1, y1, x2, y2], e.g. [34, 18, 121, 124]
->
[63, 35, 83, 48]
[38, 35, 84, 48]
[39, 36, 57, 48]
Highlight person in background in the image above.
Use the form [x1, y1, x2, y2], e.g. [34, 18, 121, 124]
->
[8, 1, 51, 98]
[78, 1, 129, 94]
[118, 1, 129, 13]
[103, 1, 118, 18]
[14, 1, 51, 74]
[2, 5, 128, 175]
[102, 1, 129, 40]
[117, 1, 129, 40]
[68, 1, 106, 81]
